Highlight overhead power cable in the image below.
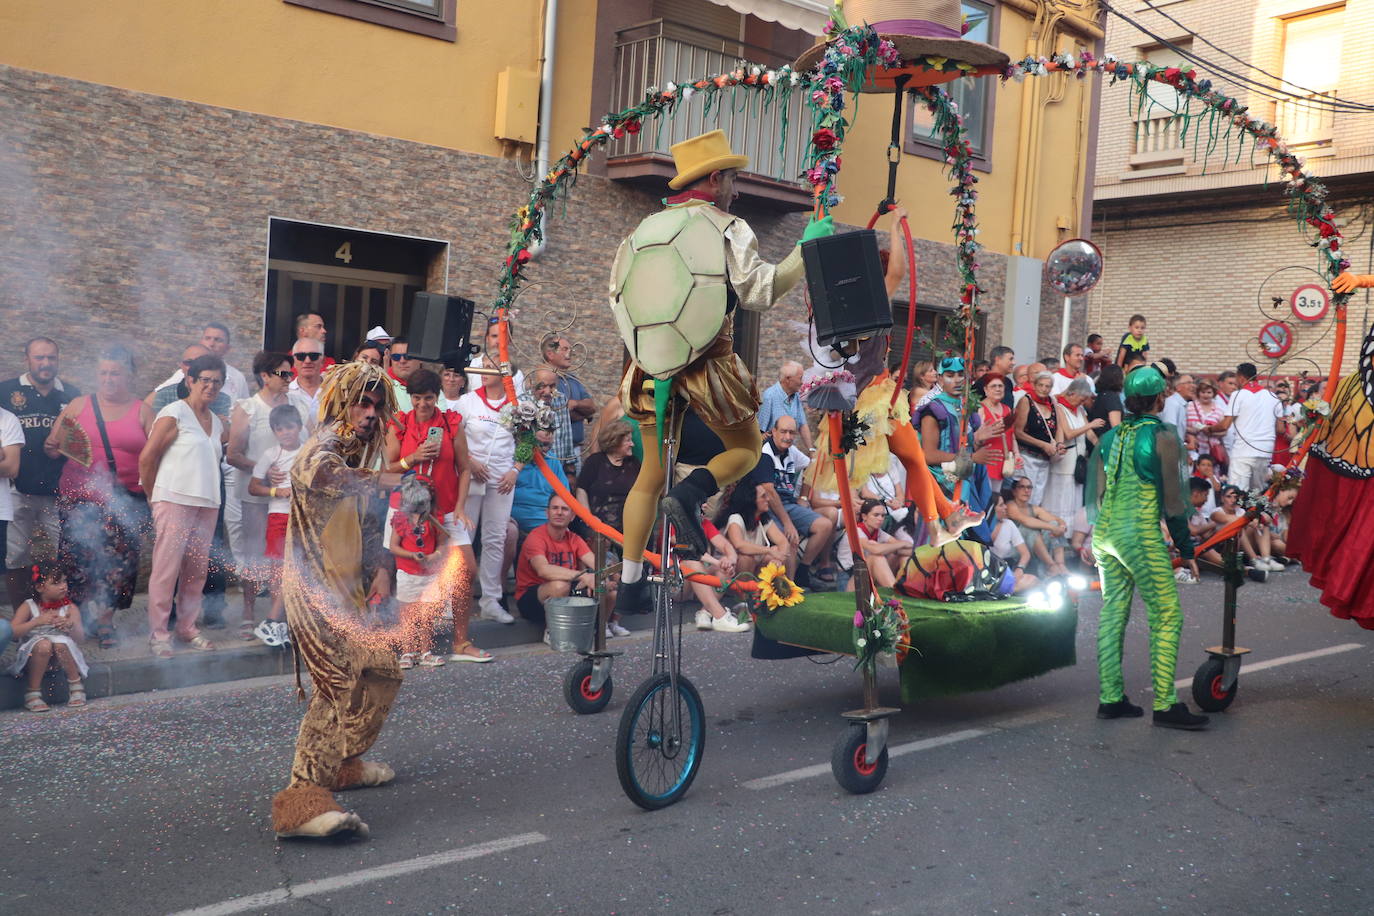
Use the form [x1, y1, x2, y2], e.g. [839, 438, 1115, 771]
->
[1099, 0, 1374, 114]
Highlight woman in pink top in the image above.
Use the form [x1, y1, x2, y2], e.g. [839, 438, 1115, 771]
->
[44, 346, 154, 648]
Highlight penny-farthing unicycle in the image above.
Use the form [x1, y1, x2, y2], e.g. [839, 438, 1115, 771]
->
[615, 381, 705, 810]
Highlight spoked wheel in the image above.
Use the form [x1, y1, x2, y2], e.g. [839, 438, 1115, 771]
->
[831, 724, 889, 795]
[563, 657, 612, 715]
[1192, 656, 1238, 712]
[616, 673, 705, 810]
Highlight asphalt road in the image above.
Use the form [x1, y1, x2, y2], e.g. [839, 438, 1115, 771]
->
[1, 569, 1370, 916]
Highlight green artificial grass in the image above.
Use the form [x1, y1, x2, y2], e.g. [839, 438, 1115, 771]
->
[753, 589, 1078, 703]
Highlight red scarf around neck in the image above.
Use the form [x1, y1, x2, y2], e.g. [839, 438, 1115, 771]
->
[39, 598, 68, 611]
[1242, 380, 1264, 393]
[1027, 389, 1053, 408]
[476, 387, 509, 411]
[860, 523, 881, 541]
[1055, 394, 1077, 410]
[665, 190, 717, 206]
[1055, 367, 1076, 380]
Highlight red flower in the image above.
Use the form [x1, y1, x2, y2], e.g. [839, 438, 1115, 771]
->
[1319, 221, 1337, 238]
[1330, 239, 1340, 251]
[516, 249, 532, 264]
[1162, 67, 1181, 83]
[812, 128, 839, 151]
[625, 119, 642, 135]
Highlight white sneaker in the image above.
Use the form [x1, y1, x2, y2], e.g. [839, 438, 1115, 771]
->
[609, 621, 631, 638]
[711, 613, 751, 633]
[255, 620, 282, 647]
[480, 604, 515, 624]
[274, 621, 291, 644]
[542, 630, 551, 646]
[1261, 557, 1284, 571]
[1174, 568, 1197, 584]
[694, 609, 713, 630]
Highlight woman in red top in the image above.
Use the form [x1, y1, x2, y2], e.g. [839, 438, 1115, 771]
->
[44, 346, 154, 649]
[978, 373, 1018, 484]
[383, 369, 490, 662]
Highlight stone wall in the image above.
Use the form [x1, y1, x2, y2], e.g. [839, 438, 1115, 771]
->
[0, 65, 1057, 405]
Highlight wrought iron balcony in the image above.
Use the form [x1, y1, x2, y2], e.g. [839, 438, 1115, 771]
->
[607, 19, 813, 209]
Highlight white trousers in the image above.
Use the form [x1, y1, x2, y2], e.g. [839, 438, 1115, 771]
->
[464, 484, 516, 613]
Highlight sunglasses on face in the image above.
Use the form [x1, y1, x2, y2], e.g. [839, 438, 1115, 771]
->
[390, 353, 413, 361]
[269, 370, 293, 380]
[293, 352, 322, 362]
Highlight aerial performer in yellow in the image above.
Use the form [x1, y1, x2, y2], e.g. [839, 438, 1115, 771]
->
[609, 129, 833, 615]
[1288, 270, 1374, 629]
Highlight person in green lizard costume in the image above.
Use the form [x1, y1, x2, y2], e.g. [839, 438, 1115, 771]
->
[1084, 365, 1210, 730]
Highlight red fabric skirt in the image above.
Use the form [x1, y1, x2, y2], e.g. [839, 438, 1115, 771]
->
[1287, 458, 1374, 629]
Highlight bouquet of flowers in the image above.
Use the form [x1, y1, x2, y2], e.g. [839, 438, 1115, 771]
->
[500, 396, 558, 463]
[852, 596, 904, 674]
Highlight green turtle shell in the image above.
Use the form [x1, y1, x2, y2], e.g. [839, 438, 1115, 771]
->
[609, 206, 731, 380]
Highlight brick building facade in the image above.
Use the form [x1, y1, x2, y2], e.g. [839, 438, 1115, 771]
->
[0, 63, 1068, 404]
[1088, 0, 1374, 381]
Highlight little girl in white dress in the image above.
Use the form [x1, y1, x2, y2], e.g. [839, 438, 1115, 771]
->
[9, 561, 88, 712]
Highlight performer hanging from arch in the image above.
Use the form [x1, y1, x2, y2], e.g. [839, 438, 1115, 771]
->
[610, 130, 832, 616]
[1288, 270, 1374, 629]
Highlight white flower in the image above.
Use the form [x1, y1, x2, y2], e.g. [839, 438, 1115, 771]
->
[751, 65, 762, 76]
[790, 70, 801, 85]
[856, 637, 867, 648]
[682, 87, 695, 101]
[664, 81, 676, 93]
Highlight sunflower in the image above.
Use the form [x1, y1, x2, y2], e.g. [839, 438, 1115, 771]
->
[757, 562, 805, 611]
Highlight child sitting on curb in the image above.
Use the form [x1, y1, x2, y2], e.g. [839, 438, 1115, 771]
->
[10, 560, 87, 713]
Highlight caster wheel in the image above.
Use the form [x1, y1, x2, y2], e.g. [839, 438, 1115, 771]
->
[1192, 656, 1237, 712]
[563, 657, 612, 715]
[831, 724, 889, 795]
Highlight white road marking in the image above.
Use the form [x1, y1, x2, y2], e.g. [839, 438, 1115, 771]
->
[170, 832, 548, 916]
[1172, 642, 1363, 689]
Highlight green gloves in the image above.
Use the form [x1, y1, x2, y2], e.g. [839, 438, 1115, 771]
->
[798, 215, 835, 246]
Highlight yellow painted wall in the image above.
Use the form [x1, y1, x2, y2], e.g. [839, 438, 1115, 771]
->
[0, 0, 595, 159]
[831, 5, 1096, 262]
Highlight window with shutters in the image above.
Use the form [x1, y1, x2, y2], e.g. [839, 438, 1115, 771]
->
[1128, 40, 1193, 171]
[1276, 6, 1343, 146]
[284, 0, 457, 41]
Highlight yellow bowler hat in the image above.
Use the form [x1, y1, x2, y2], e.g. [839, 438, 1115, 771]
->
[667, 130, 750, 190]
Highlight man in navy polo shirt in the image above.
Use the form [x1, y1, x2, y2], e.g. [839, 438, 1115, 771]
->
[1, 337, 79, 611]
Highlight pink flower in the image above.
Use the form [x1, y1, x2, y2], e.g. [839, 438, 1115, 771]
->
[811, 89, 829, 106]
[854, 610, 865, 627]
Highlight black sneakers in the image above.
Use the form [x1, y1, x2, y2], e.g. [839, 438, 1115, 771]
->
[612, 577, 651, 616]
[1096, 696, 1145, 719]
[1152, 702, 1210, 730]
[659, 468, 718, 560]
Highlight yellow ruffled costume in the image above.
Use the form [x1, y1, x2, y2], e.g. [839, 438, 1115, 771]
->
[809, 374, 910, 494]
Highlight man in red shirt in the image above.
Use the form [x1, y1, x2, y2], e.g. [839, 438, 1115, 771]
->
[515, 493, 596, 635]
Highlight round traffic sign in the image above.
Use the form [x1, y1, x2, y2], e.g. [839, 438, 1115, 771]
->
[1290, 284, 1330, 322]
[1258, 320, 1293, 358]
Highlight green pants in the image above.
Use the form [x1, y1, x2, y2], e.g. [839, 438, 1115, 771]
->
[1093, 479, 1182, 711]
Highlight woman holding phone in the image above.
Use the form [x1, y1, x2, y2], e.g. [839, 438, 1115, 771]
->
[384, 369, 490, 663]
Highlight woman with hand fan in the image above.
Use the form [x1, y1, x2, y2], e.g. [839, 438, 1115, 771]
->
[43, 346, 153, 648]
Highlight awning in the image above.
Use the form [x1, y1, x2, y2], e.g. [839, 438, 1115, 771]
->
[703, 0, 829, 36]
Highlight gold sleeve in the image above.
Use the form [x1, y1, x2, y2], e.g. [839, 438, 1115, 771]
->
[724, 220, 804, 312]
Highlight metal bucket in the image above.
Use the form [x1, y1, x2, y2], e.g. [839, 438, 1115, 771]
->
[544, 595, 598, 653]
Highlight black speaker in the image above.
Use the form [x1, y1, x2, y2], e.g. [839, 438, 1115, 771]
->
[408, 292, 477, 369]
[800, 229, 892, 349]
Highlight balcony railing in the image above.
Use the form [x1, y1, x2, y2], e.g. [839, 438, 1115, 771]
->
[609, 19, 810, 188]
[1133, 115, 1185, 157]
[1277, 91, 1337, 145]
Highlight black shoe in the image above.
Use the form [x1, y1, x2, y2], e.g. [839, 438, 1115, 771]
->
[659, 469, 717, 560]
[613, 578, 651, 616]
[1097, 696, 1145, 719]
[1153, 702, 1210, 730]
[1246, 567, 1268, 583]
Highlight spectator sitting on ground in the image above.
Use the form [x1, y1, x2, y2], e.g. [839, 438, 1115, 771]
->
[514, 494, 597, 640]
[1182, 477, 1223, 582]
[748, 414, 835, 588]
[988, 492, 1039, 594]
[759, 360, 814, 455]
[837, 498, 914, 590]
[715, 481, 792, 578]
[510, 429, 569, 534]
[1003, 476, 1069, 577]
[9, 560, 87, 713]
[1192, 455, 1222, 509]
[1210, 485, 1280, 576]
[686, 518, 751, 633]
[1266, 472, 1300, 561]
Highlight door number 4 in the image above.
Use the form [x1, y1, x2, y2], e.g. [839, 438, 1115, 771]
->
[335, 241, 353, 264]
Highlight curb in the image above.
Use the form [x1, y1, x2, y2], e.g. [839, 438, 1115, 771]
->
[0, 612, 666, 711]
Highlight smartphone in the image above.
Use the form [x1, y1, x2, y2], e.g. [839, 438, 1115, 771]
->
[424, 426, 443, 447]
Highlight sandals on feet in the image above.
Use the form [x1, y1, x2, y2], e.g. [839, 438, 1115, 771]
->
[67, 680, 87, 708]
[399, 652, 418, 670]
[447, 641, 494, 663]
[180, 635, 216, 652]
[238, 620, 257, 640]
[24, 691, 49, 713]
[150, 637, 174, 659]
[417, 651, 446, 668]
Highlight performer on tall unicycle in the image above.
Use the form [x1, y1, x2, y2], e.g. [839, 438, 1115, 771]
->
[610, 130, 833, 616]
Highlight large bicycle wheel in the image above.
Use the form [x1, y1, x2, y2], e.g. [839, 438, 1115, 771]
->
[616, 673, 705, 810]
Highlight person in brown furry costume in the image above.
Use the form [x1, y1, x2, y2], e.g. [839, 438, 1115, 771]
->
[271, 361, 402, 840]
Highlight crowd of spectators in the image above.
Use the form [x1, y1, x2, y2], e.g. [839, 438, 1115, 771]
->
[0, 308, 1315, 692]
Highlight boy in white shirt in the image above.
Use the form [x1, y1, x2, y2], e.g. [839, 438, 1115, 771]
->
[247, 404, 304, 647]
